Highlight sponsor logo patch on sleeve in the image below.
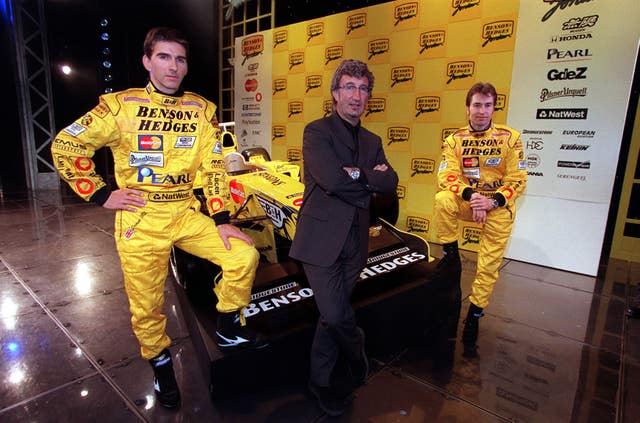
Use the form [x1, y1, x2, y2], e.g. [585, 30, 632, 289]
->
[63, 122, 87, 137]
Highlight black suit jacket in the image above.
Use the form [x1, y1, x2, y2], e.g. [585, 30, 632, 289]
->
[289, 112, 398, 267]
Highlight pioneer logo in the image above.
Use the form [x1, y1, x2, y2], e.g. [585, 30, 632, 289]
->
[410, 158, 435, 176]
[547, 67, 587, 80]
[394, 2, 418, 25]
[420, 30, 446, 53]
[560, 144, 589, 150]
[347, 13, 366, 34]
[273, 30, 288, 48]
[368, 39, 390, 60]
[537, 108, 587, 119]
[365, 98, 386, 117]
[482, 20, 514, 47]
[387, 127, 410, 145]
[415, 96, 440, 117]
[446, 61, 475, 84]
[307, 22, 324, 41]
[539, 87, 587, 102]
[325, 46, 344, 65]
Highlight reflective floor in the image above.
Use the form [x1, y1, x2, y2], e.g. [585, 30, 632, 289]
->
[1, 190, 639, 422]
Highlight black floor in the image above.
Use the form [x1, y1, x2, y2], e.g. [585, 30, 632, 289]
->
[0, 189, 639, 422]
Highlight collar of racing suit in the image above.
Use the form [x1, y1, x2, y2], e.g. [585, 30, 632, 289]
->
[468, 121, 494, 133]
[145, 81, 185, 105]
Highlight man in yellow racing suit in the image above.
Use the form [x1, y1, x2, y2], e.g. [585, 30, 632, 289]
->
[434, 82, 527, 358]
[50, 27, 263, 409]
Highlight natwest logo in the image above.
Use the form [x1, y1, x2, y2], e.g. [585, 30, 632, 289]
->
[547, 67, 587, 81]
[536, 108, 588, 119]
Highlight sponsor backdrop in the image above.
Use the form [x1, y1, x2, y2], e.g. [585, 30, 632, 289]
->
[235, 0, 640, 276]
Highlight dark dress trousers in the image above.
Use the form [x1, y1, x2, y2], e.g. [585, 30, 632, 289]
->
[290, 112, 398, 386]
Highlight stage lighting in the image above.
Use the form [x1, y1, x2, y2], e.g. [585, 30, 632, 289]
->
[100, 32, 109, 41]
[100, 18, 109, 27]
[102, 60, 111, 69]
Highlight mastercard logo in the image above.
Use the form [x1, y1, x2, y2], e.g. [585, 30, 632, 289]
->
[245, 79, 258, 92]
[138, 135, 163, 151]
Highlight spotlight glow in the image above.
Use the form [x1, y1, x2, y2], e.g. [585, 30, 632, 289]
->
[61, 65, 72, 75]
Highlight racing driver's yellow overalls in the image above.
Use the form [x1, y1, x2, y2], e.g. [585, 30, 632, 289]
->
[51, 83, 259, 359]
[435, 123, 527, 308]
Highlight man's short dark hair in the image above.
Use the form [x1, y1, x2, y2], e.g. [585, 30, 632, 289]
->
[466, 82, 497, 106]
[330, 59, 375, 94]
[143, 27, 189, 58]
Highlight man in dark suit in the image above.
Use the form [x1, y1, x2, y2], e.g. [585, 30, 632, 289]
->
[289, 59, 398, 416]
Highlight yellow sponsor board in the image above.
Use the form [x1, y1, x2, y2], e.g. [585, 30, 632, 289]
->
[444, 58, 477, 89]
[361, 96, 388, 122]
[367, 37, 391, 63]
[287, 50, 305, 74]
[272, 124, 286, 144]
[393, 1, 419, 30]
[324, 44, 345, 69]
[306, 21, 326, 46]
[385, 124, 412, 152]
[390, 29, 419, 63]
[449, 0, 482, 21]
[407, 182, 436, 214]
[287, 100, 304, 121]
[409, 155, 437, 182]
[272, 77, 287, 98]
[480, 16, 516, 52]
[304, 74, 323, 97]
[273, 29, 288, 51]
[389, 64, 416, 92]
[418, 27, 447, 58]
[345, 11, 368, 38]
[414, 93, 442, 122]
[409, 123, 444, 156]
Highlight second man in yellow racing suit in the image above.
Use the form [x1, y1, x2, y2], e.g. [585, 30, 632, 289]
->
[434, 82, 527, 358]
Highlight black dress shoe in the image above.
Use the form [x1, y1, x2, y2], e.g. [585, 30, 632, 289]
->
[308, 382, 348, 417]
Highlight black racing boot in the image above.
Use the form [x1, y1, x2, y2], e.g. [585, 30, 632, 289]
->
[216, 311, 269, 350]
[462, 303, 484, 358]
[434, 241, 462, 281]
[149, 348, 181, 409]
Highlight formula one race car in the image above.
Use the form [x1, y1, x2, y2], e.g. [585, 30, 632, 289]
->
[169, 131, 432, 350]
[168, 130, 436, 397]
